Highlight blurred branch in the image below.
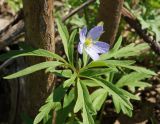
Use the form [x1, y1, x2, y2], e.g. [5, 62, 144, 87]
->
[122, 7, 160, 55]
[0, 9, 23, 35]
[0, 0, 95, 50]
[0, 58, 15, 70]
[0, 20, 24, 50]
[62, 0, 95, 21]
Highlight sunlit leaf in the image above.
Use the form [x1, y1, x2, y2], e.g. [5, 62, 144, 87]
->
[4, 61, 63, 79]
[46, 69, 72, 78]
[88, 77, 133, 110]
[0, 49, 66, 63]
[100, 43, 149, 60]
[68, 29, 77, 65]
[116, 72, 152, 87]
[56, 19, 69, 60]
[91, 88, 107, 111]
[80, 68, 117, 77]
[84, 60, 135, 69]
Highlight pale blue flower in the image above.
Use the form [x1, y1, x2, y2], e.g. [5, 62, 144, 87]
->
[78, 26, 110, 60]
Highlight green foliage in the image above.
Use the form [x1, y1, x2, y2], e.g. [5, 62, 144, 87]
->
[4, 61, 63, 79]
[75, 79, 95, 124]
[91, 88, 107, 111]
[125, 0, 160, 41]
[56, 19, 70, 60]
[116, 72, 152, 92]
[147, 0, 160, 8]
[68, 29, 78, 65]
[1, 20, 156, 124]
[33, 93, 61, 124]
[100, 38, 149, 60]
[7, 0, 22, 12]
[0, 48, 66, 63]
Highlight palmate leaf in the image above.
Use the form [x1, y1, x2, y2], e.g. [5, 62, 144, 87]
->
[87, 77, 133, 111]
[83, 60, 155, 75]
[74, 79, 96, 124]
[116, 72, 151, 87]
[34, 83, 69, 124]
[114, 43, 148, 58]
[124, 65, 156, 75]
[112, 95, 133, 117]
[34, 94, 60, 124]
[120, 89, 140, 100]
[56, 19, 69, 60]
[116, 72, 152, 91]
[82, 104, 94, 124]
[0, 48, 66, 63]
[100, 42, 149, 60]
[121, 102, 133, 117]
[34, 102, 55, 124]
[88, 77, 139, 116]
[4, 61, 63, 79]
[126, 81, 151, 92]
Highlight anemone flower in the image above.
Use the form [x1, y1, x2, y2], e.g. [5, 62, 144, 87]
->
[78, 26, 110, 61]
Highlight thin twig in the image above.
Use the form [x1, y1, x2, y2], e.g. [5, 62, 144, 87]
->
[1, 0, 160, 55]
[0, 20, 25, 50]
[62, 0, 95, 22]
[0, 0, 96, 69]
[0, 0, 95, 50]
[122, 7, 160, 55]
[0, 9, 23, 35]
[0, 58, 15, 70]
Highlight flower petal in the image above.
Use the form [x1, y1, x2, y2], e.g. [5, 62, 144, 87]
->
[87, 26, 103, 41]
[85, 46, 99, 61]
[94, 41, 110, 53]
[79, 26, 87, 43]
[78, 42, 83, 54]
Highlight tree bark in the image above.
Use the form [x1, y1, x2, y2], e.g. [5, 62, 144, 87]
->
[21, 0, 55, 118]
[98, 0, 124, 46]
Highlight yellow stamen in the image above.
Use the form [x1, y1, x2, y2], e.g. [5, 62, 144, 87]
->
[85, 38, 92, 46]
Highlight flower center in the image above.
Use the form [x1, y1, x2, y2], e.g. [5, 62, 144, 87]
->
[85, 38, 92, 47]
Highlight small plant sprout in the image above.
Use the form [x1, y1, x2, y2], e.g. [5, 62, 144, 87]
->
[78, 26, 110, 60]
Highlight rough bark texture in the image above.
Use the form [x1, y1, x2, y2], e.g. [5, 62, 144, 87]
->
[22, 0, 55, 118]
[98, 0, 124, 46]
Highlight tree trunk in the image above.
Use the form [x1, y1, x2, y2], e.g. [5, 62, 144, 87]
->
[21, 0, 55, 118]
[98, 0, 124, 46]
